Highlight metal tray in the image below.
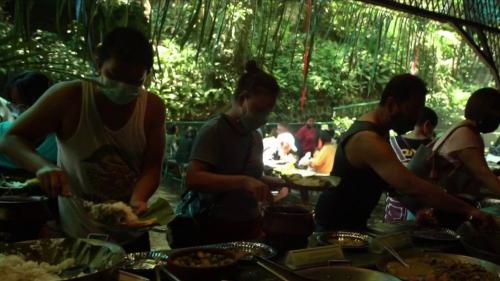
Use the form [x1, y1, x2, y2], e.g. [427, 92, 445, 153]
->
[377, 252, 500, 281]
[206, 241, 277, 261]
[317, 231, 371, 249]
[411, 228, 460, 241]
[121, 251, 169, 271]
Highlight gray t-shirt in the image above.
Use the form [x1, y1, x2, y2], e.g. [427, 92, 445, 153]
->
[190, 114, 263, 221]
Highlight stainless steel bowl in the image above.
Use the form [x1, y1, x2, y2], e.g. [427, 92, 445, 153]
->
[317, 231, 371, 250]
[122, 251, 169, 270]
[206, 241, 277, 261]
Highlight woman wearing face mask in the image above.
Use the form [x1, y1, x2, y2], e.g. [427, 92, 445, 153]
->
[431, 88, 500, 198]
[0, 27, 166, 252]
[172, 60, 282, 246]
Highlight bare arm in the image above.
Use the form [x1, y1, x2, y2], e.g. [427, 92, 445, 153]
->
[350, 131, 476, 218]
[456, 147, 500, 196]
[129, 94, 166, 214]
[186, 160, 272, 202]
[0, 82, 77, 196]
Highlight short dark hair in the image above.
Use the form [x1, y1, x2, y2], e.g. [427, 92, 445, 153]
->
[166, 124, 177, 135]
[234, 60, 280, 100]
[417, 106, 438, 127]
[7, 71, 50, 106]
[318, 130, 332, 143]
[380, 74, 428, 105]
[97, 27, 154, 71]
[465, 87, 500, 122]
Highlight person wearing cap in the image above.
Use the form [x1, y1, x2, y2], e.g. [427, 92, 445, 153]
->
[275, 132, 298, 164]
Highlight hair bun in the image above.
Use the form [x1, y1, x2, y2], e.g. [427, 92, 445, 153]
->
[245, 60, 260, 74]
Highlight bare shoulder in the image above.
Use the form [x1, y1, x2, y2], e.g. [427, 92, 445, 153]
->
[349, 130, 385, 148]
[344, 129, 393, 167]
[39, 80, 82, 105]
[146, 92, 165, 112]
[145, 92, 166, 128]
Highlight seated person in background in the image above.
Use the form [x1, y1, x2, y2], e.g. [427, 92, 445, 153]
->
[295, 117, 317, 157]
[0, 96, 14, 122]
[314, 74, 493, 232]
[174, 60, 284, 246]
[385, 106, 438, 223]
[0, 27, 166, 252]
[165, 124, 178, 159]
[264, 132, 297, 167]
[301, 130, 336, 174]
[0, 71, 57, 171]
[262, 125, 278, 161]
[273, 132, 298, 164]
[431, 88, 500, 198]
[174, 127, 197, 164]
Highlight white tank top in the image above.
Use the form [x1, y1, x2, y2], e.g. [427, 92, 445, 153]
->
[57, 80, 147, 244]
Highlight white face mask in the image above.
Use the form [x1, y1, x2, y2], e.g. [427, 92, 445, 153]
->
[240, 110, 269, 132]
[98, 76, 142, 105]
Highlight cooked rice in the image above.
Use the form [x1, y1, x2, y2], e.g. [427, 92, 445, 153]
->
[0, 254, 75, 281]
[83, 201, 139, 225]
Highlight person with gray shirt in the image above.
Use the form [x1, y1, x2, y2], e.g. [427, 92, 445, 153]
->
[173, 60, 284, 245]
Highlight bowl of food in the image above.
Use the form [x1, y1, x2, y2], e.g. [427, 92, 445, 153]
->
[317, 231, 371, 250]
[165, 248, 238, 281]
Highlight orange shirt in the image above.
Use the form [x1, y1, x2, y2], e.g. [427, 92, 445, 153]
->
[311, 143, 336, 174]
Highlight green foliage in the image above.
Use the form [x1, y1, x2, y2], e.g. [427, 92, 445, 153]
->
[0, 22, 92, 86]
[150, 39, 234, 120]
[1, 0, 496, 133]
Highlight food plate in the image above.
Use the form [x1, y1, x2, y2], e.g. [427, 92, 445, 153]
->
[283, 174, 336, 190]
[377, 252, 500, 281]
[317, 231, 371, 249]
[205, 242, 277, 261]
[121, 251, 169, 270]
[411, 228, 460, 241]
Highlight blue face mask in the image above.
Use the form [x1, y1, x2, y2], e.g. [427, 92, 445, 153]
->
[98, 76, 142, 105]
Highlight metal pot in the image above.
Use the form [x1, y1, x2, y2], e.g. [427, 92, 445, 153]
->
[0, 195, 51, 241]
[263, 205, 314, 237]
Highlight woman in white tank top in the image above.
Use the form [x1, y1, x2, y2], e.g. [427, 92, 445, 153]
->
[0, 27, 166, 252]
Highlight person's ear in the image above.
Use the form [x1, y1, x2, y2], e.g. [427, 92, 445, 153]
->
[237, 91, 249, 106]
[386, 96, 399, 115]
[94, 45, 103, 74]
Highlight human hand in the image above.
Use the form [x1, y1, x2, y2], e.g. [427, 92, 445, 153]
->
[242, 176, 273, 203]
[130, 199, 148, 216]
[36, 166, 71, 197]
[468, 209, 498, 232]
[260, 176, 286, 188]
[415, 208, 439, 228]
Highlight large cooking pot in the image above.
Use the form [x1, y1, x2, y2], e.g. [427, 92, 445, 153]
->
[0, 238, 126, 281]
[263, 205, 314, 252]
[263, 205, 314, 237]
[0, 195, 51, 241]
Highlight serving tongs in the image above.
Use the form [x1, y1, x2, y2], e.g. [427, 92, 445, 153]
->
[383, 245, 410, 269]
[254, 256, 318, 281]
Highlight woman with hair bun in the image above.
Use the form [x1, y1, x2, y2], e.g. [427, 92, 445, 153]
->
[433, 87, 500, 197]
[171, 60, 285, 246]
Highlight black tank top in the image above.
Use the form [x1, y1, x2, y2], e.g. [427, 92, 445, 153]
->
[315, 121, 388, 231]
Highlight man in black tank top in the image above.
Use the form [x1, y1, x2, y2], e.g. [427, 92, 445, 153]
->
[315, 74, 493, 231]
